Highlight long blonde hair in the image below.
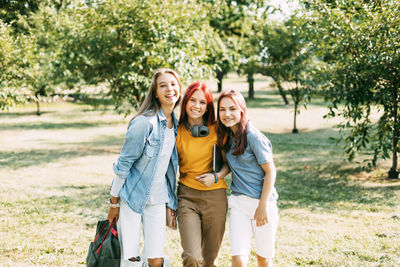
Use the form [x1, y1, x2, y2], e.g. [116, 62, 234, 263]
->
[130, 68, 182, 123]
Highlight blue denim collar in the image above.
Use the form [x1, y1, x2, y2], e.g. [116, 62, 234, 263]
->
[157, 109, 179, 132]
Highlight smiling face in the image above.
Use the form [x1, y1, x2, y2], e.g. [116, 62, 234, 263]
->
[186, 89, 207, 121]
[218, 96, 242, 132]
[156, 73, 180, 108]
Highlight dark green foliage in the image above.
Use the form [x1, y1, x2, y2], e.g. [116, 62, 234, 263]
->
[53, 0, 215, 114]
[303, 0, 400, 176]
[0, 0, 40, 25]
[0, 21, 26, 110]
[202, 0, 271, 95]
[1, 0, 217, 113]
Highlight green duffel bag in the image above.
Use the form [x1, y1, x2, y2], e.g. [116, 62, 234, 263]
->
[86, 220, 121, 267]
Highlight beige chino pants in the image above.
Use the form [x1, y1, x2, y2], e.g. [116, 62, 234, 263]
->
[177, 184, 228, 267]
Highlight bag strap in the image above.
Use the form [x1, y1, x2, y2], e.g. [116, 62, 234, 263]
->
[93, 221, 109, 243]
[96, 220, 117, 254]
[111, 227, 118, 238]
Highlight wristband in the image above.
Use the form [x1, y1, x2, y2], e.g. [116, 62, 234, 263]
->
[108, 198, 120, 208]
[211, 171, 218, 184]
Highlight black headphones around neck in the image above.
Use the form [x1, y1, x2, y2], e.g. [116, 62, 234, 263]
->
[184, 117, 209, 137]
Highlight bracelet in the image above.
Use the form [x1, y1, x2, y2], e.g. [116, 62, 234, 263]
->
[108, 198, 120, 208]
[211, 171, 218, 184]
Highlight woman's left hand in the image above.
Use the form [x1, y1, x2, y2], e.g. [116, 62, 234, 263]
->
[166, 207, 177, 230]
[254, 203, 268, 227]
[195, 173, 215, 187]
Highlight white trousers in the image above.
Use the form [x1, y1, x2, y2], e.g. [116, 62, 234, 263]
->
[229, 194, 279, 259]
[117, 199, 166, 266]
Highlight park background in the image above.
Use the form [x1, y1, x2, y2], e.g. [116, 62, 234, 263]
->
[1, 0, 399, 266]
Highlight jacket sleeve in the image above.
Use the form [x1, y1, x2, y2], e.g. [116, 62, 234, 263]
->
[113, 116, 151, 179]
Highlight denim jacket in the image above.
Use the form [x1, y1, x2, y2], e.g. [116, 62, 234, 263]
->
[113, 109, 179, 214]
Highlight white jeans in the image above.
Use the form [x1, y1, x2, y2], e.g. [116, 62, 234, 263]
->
[117, 199, 166, 265]
[229, 194, 279, 259]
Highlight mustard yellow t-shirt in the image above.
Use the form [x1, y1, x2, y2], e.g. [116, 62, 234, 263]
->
[177, 123, 228, 190]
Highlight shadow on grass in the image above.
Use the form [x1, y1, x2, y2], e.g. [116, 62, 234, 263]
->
[1, 121, 121, 130]
[3, 184, 110, 228]
[246, 97, 331, 109]
[264, 128, 400, 210]
[0, 147, 115, 169]
[0, 111, 56, 117]
[242, 90, 331, 109]
[244, 90, 289, 108]
[71, 134, 124, 147]
[52, 185, 110, 225]
[277, 169, 400, 210]
[69, 96, 114, 107]
[1, 132, 123, 169]
[245, 97, 287, 109]
[225, 77, 270, 83]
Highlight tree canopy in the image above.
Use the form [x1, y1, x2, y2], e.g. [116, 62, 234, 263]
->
[0, 21, 26, 110]
[1, 0, 400, 176]
[50, 0, 216, 114]
[258, 16, 316, 132]
[303, 0, 400, 177]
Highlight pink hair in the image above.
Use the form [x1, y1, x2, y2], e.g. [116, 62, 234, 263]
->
[216, 89, 248, 155]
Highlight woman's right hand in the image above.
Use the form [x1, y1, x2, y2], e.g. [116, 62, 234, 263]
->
[195, 173, 216, 187]
[108, 196, 120, 223]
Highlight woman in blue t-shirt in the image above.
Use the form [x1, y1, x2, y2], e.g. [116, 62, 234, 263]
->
[216, 89, 279, 267]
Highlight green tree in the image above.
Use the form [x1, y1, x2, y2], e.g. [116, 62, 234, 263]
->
[0, 21, 26, 110]
[236, 2, 270, 99]
[203, 0, 270, 95]
[258, 17, 315, 132]
[0, 0, 65, 33]
[55, 0, 215, 114]
[1, 1, 84, 112]
[257, 22, 291, 105]
[304, 0, 400, 178]
[0, 0, 40, 26]
[201, 0, 253, 93]
[15, 3, 68, 115]
[22, 37, 57, 116]
[204, 33, 236, 93]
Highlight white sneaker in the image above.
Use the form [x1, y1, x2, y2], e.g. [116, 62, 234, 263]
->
[162, 256, 171, 267]
[141, 256, 171, 267]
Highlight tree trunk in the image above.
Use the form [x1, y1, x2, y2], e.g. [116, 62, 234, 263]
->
[275, 79, 290, 105]
[389, 86, 399, 179]
[292, 100, 299, 134]
[292, 82, 300, 134]
[216, 71, 224, 92]
[34, 91, 41, 116]
[36, 100, 41, 116]
[248, 72, 254, 99]
[55, 0, 64, 11]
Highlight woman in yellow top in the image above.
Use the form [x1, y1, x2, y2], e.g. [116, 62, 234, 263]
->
[176, 81, 230, 267]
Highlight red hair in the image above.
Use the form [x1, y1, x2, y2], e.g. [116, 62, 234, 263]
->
[179, 81, 216, 125]
[216, 89, 248, 155]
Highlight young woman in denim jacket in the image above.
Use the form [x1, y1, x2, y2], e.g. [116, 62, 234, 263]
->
[107, 68, 182, 267]
[176, 82, 230, 267]
[217, 89, 279, 267]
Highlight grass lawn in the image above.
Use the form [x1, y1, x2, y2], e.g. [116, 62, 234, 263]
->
[1, 75, 399, 266]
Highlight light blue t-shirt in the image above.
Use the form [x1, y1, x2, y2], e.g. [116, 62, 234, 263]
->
[226, 123, 278, 200]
